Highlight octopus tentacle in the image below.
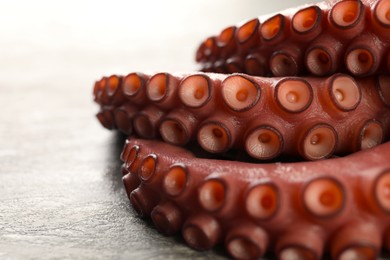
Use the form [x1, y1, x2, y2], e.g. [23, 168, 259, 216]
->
[119, 137, 390, 259]
[95, 72, 390, 160]
[196, 0, 390, 77]
[93, 0, 390, 258]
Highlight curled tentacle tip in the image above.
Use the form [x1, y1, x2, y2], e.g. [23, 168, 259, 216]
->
[179, 74, 210, 108]
[198, 122, 231, 153]
[304, 177, 345, 217]
[276, 79, 312, 113]
[199, 179, 226, 211]
[330, 0, 363, 28]
[163, 164, 187, 196]
[346, 48, 375, 76]
[360, 121, 383, 150]
[245, 126, 283, 160]
[221, 75, 260, 111]
[330, 75, 361, 111]
[292, 6, 321, 34]
[246, 183, 279, 220]
[236, 19, 259, 44]
[302, 124, 337, 160]
[375, 170, 390, 212]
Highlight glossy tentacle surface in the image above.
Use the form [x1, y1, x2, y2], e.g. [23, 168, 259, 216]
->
[121, 137, 390, 259]
[93, 0, 390, 258]
[196, 0, 390, 77]
[94, 72, 390, 161]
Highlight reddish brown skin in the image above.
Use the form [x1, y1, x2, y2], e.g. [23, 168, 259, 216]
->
[94, 0, 390, 258]
[95, 72, 390, 160]
[196, 0, 390, 77]
[120, 138, 390, 259]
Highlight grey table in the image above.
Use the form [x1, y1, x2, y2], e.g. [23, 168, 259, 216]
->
[2, 0, 361, 259]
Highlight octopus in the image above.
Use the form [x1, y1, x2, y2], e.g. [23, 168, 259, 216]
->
[93, 0, 390, 259]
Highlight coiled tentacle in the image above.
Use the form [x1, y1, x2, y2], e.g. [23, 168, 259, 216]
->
[196, 0, 390, 77]
[120, 137, 390, 259]
[93, 0, 390, 258]
[95, 72, 390, 160]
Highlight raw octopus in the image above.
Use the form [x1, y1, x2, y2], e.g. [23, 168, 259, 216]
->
[93, 0, 390, 259]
